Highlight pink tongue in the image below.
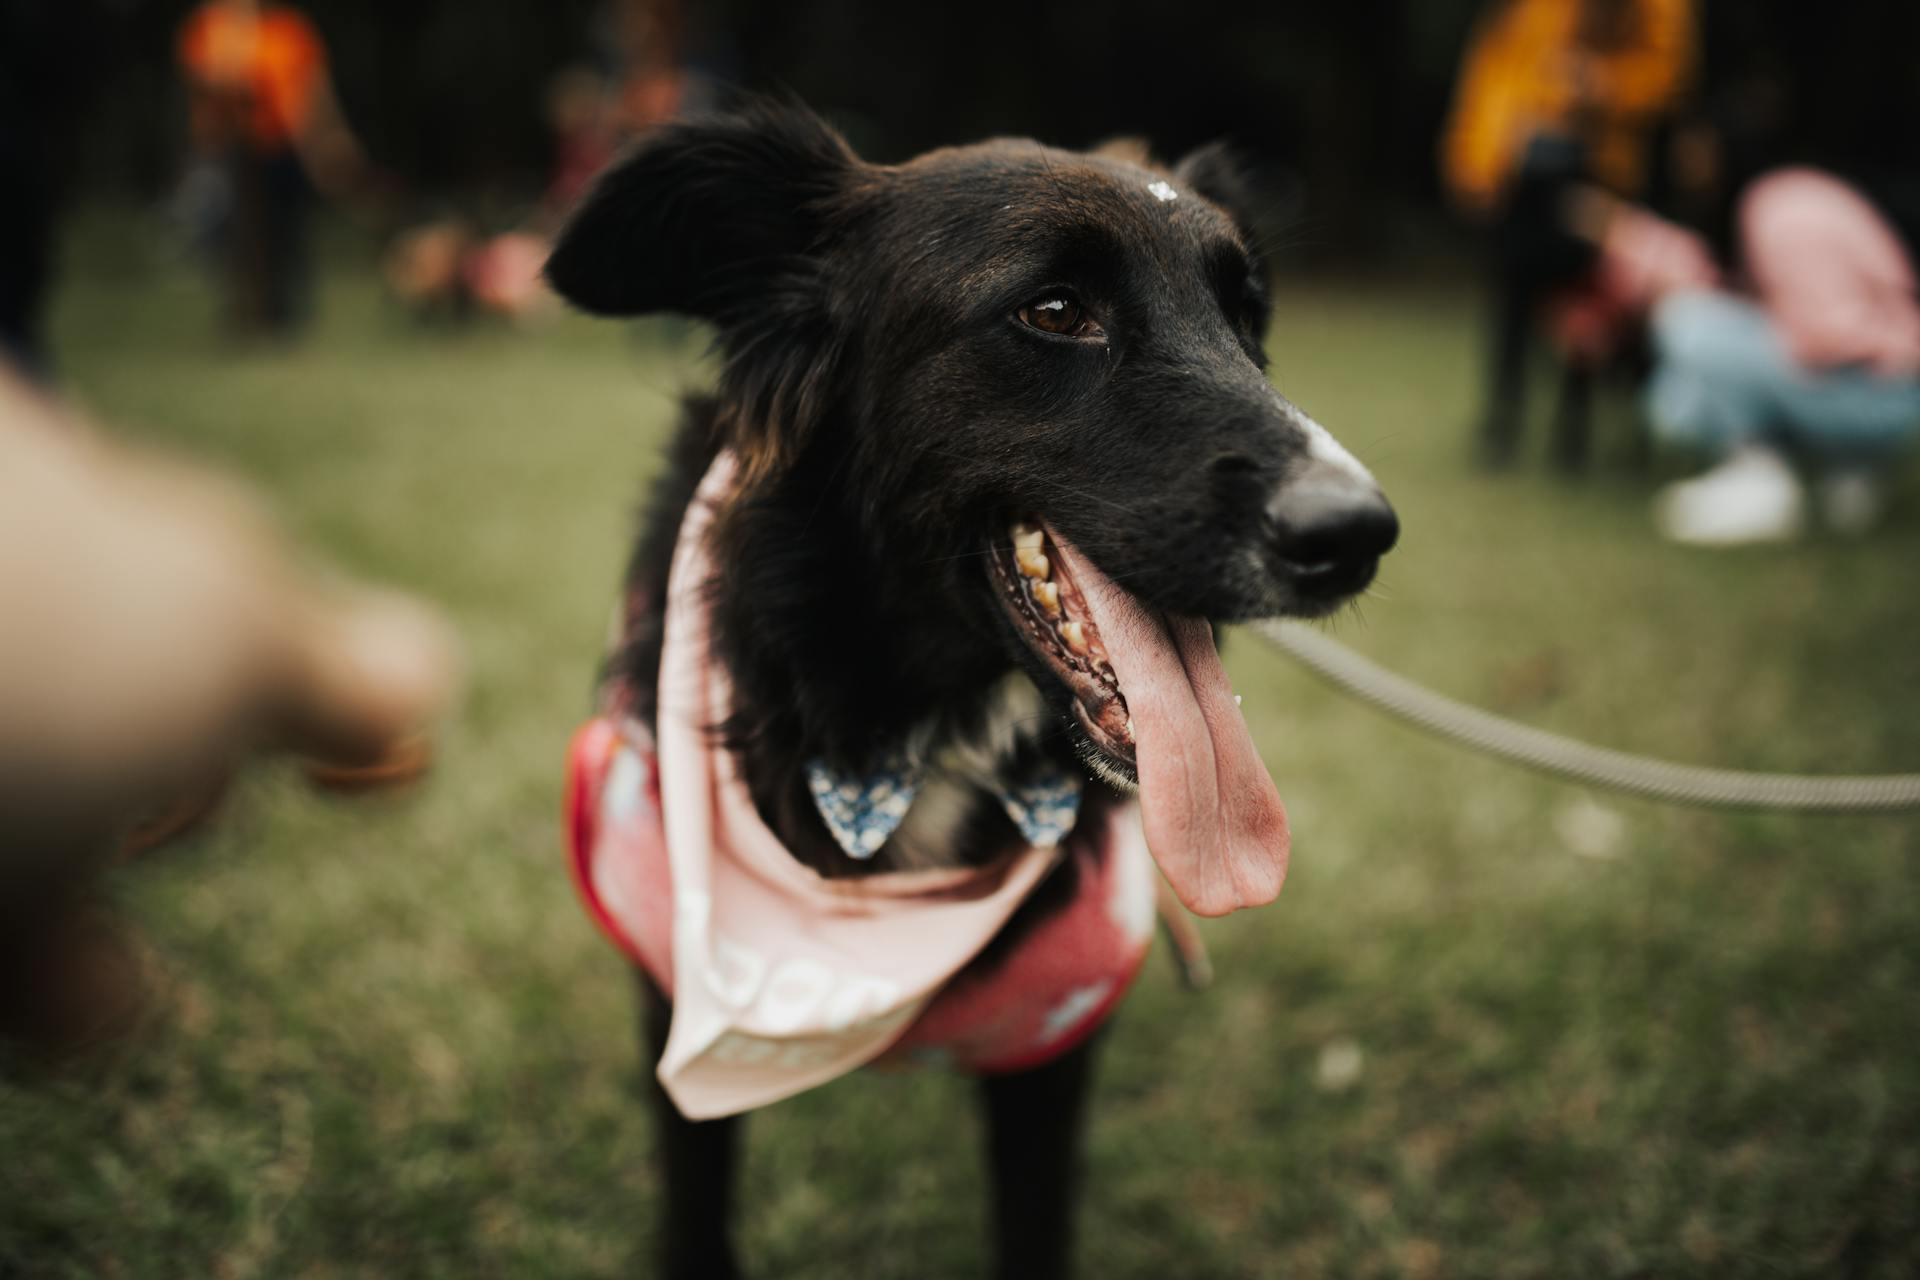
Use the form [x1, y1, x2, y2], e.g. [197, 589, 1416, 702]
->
[1047, 531, 1290, 917]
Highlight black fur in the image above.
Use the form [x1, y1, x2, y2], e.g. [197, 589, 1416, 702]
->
[550, 101, 1394, 1277]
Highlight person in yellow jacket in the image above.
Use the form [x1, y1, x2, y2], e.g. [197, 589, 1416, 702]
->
[1441, 0, 1697, 467]
[1445, 0, 1696, 214]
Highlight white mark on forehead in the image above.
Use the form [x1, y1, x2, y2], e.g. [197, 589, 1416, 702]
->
[1147, 180, 1178, 203]
[1273, 390, 1375, 484]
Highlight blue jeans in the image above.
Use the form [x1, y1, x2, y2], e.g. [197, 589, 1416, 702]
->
[1646, 291, 1920, 462]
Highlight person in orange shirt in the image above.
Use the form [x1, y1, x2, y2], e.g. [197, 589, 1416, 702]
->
[1441, 0, 1697, 468]
[176, 0, 365, 335]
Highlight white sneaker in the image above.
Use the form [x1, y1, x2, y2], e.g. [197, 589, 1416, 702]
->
[1817, 469, 1886, 535]
[1654, 445, 1807, 545]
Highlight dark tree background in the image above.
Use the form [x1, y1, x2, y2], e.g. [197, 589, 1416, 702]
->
[44, 0, 1920, 251]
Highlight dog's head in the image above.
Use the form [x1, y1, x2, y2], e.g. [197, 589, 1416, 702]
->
[548, 103, 1396, 914]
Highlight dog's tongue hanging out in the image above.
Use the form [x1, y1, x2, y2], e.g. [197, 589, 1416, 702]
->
[1048, 531, 1290, 918]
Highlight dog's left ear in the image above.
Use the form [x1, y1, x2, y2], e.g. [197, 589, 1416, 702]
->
[1175, 142, 1261, 244]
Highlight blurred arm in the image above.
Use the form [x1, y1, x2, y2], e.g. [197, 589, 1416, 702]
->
[0, 368, 457, 860]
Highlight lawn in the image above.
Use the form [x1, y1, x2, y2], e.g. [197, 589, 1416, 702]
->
[3, 220, 1918, 1279]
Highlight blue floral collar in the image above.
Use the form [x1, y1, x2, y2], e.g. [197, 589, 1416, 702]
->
[806, 746, 1083, 860]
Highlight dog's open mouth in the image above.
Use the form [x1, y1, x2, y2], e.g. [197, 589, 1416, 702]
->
[989, 519, 1293, 917]
[989, 521, 1137, 773]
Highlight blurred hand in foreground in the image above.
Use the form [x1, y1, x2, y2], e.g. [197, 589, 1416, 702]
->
[0, 365, 458, 1049]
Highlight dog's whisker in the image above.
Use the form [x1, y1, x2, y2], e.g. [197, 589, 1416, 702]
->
[914, 545, 1011, 565]
[908, 444, 1151, 519]
[801, 448, 858, 532]
[1249, 215, 1330, 258]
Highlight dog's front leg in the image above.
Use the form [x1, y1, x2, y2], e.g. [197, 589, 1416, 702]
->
[979, 1034, 1101, 1280]
[639, 975, 744, 1280]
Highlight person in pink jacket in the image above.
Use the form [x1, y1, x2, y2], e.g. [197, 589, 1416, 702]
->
[1646, 167, 1920, 543]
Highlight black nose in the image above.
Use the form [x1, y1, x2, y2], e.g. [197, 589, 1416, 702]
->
[1264, 469, 1399, 597]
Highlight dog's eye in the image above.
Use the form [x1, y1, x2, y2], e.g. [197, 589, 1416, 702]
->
[1017, 295, 1105, 341]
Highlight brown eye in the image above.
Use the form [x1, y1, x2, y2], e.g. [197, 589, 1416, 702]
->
[1018, 295, 1103, 340]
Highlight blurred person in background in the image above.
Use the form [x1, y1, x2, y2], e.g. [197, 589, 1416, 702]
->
[376, 0, 709, 331]
[378, 64, 619, 327]
[1534, 180, 1720, 420]
[541, 66, 622, 230]
[600, 0, 697, 136]
[1442, 0, 1697, 469]
[175, 0, 370, 336]
[378, 0, 727, 331]
[1647, 167, 1920, 544]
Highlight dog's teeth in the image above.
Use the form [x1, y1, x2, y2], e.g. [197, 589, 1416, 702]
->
[1061, 619, 1089, 654]
[1011, 523, 1044, 553]
[1016, 548, 1051, 580]
[1032, 581, 1061, 616]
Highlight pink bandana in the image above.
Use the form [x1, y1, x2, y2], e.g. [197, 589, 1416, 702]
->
[565, 454, 1157, 1119]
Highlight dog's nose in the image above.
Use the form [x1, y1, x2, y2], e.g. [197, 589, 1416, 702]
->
[1264, 467, 1398, 597]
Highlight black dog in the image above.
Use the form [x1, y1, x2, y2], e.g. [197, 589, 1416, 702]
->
[547, 101, 1396, 1279]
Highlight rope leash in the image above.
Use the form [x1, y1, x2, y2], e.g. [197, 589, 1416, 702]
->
[1254, 621, 1920, 814]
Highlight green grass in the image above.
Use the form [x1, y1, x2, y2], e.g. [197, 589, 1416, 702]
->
[3, 220, 1918, 1278]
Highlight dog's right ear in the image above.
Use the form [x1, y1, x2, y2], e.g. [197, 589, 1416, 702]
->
[545, 103, 860, 321]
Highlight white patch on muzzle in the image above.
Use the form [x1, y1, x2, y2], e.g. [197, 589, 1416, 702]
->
[1274, 391, 1373, 486]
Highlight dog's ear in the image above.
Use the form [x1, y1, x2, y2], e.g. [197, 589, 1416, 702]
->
[1174, 141, 1261, 244]
[1091, 135, 1154, 167]
[545, 102, 860, 321]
